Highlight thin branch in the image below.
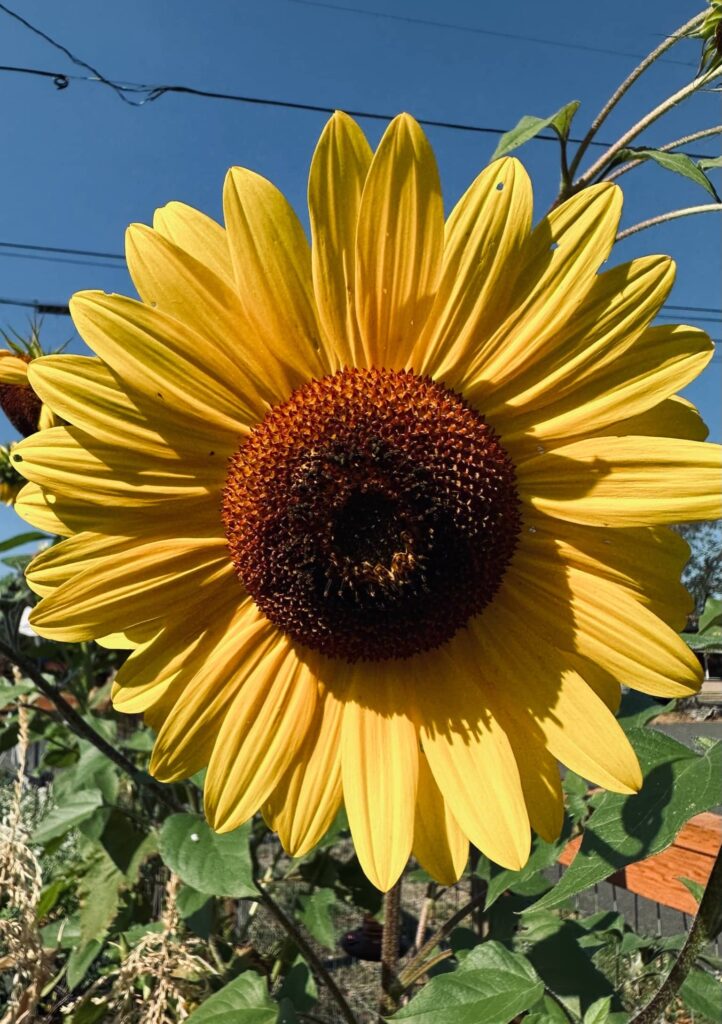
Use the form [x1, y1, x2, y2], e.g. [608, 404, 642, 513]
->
[567, 9, 707, 180]
[0, 637, 183, 813]
[254, 884, 358, 1024]
[396, 887, 488, 991]
[575, 66, 722, 189]
[629, 843, 722, 1024]
[604, 125, 722, 182]
[616, 203, 722, 241]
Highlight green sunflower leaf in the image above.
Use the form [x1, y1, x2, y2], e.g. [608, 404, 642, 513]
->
[185, 970, 277, 1023]
[515, 912, 615, 1017]
[680, 967, 722, 1022]
[527, 730, 721, 912]
[0, 530, 47, 553]
[388, 942, 543, 1024]
[490, 101, 580, 160]
[32, 788, 104, 844]
[614, 148, 721, 201]
[66, 938, 104, 991]
[699, 596, 722, 633]
[159, 813, 256, 898]
[296, 888, 337, 949]
[485, 824, 571, 908]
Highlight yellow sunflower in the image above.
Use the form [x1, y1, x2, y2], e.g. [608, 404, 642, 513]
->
[0, 343, 59, 504]
[10, 113, 721, 891]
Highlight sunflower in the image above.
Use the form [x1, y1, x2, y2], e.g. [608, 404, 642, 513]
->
[11, 113, 721, 891]
[0, 342, 59, 504]
[0, 347, 57, 437]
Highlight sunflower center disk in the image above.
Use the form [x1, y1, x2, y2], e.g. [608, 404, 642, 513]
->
[222, 368, 521, 661]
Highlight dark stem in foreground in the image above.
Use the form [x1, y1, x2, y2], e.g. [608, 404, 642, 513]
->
[629, 843, 722, 1024]
[396, 884, 488, 992]
[379, 877, 403, 1015]
[0, 636, 183, 813]
[255, 884, 358, 1024]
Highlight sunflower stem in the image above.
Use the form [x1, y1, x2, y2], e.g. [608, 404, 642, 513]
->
[0, 637, 184, 813]
[616, 203, 722, 241]
[254, 884, 359, 1024]
[572, 65, 722, 191]
[379, 877, 404, 1016]
[601, 124, 722, 182]
[628, 842, 722, 1024]
[566, 9, 708, 184]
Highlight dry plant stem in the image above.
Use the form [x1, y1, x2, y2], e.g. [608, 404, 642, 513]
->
[380, 878, 403, 1015]
[616, 203, 722, 241]
[0, 637, 183, 814]
[604, 124, 722, 181]
[575, 66, 722, 189]
[397, 887, 488, 992]
[629, 842, 722, 1024]
[567, 9, 707, 180]
[254, 883, 358, 1024]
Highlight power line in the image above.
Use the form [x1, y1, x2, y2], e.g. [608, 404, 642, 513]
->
[3, 62, 717, 160]
[0, 239, 122, 260]
[288, 0, 699, 68]
[0, 1, 144, 105]
[0, 251, 124, 271]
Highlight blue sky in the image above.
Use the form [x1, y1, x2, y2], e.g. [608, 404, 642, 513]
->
[0, 0, 719, 540]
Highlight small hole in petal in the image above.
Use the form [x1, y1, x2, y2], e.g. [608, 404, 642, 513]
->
[496, 181, 504, 191]
[12, 454, 22, 462]
[550, 241, 559, 251]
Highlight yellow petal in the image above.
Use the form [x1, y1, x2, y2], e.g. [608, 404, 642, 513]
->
[14, 482, 72, 536]
[468, 603, 642, 793]
[0, 351, 30, 385]
[140, 600, 271, 772]
[96, 632, 137, 651]
[70, 291, 256, 438]
[264, 683, 344, 858]
[507, 559, 702, 698]
[308, 111, 372, 369]
[126, 224, 292, 407]
[355, 113, 444, 368]
[204, 643, 318, 831]
[564, 651, 621, 713]
[412, 752, 468, 885]
[223, 166, 329, 380]
[461, 183, 623, 397]
[521, 436, 722, 525]
[28, 355, 227, 459]
[522, 517, 693, 629]
[153, 201, 234, 285]
[11, 425, 222, 504]
[28, 536, 232, 641]
[484, 255, 674, 422]
[412, 157, 532, 379]
[16, 478, 215, 538]
[342, 665, 419, 891]
[26, 531, 132, 597]
[596, 395, 709, 442]
[502, 325, 713, 444]
[416, 644, 530, 871]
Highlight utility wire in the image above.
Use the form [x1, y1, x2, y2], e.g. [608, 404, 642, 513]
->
[288, 0, 699, 68]
[0, 1, 146, 105]
[2, 62, 717, 160]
